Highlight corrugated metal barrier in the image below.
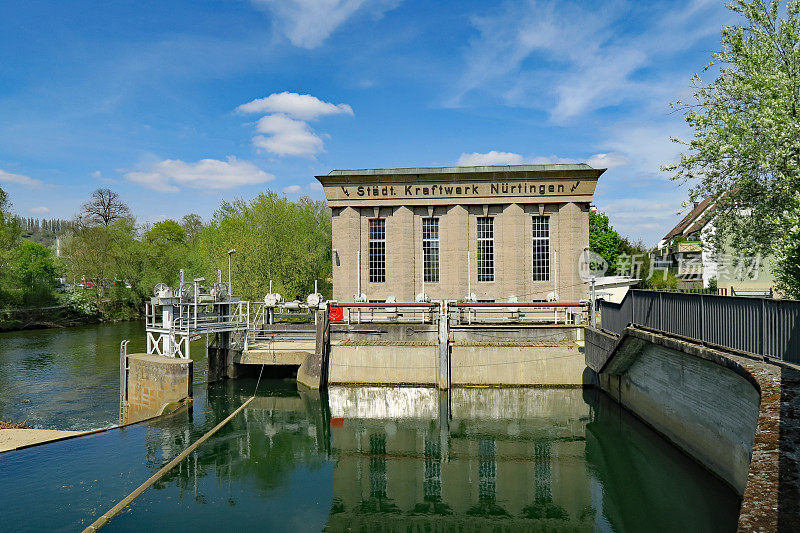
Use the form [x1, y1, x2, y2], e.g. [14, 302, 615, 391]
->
[598, 290, 800, 363]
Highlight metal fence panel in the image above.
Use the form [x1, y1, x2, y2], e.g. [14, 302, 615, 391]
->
[598, 290, 800, 363]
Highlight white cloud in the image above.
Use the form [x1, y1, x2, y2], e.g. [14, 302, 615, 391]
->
[239, 92, 354, 157]
[586, 152, 629, 170]
[253, 114, 324, 156]
[600, 123, 685, 175]
[249, 0, 401, 49]
[451, 0, 730, 123]
[124, 156, 274, 192]
[283, 181, 326, 197]
[238, 92, 353, 120]
[0, 169, 43, 187]
[91, 171, 102, 178]
[454, 151, 629, 169]
[595, 196, 685, 245]
[457, 151, 524, 166]
[29, 206, 50, 214]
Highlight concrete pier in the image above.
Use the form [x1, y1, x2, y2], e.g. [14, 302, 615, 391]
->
[122, 353, 192, 424]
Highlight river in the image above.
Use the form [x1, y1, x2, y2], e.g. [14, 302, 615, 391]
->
[0, 322, 741, 531]
[0, 321, 207, 430]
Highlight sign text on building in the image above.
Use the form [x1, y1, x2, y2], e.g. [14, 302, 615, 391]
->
[338, 180, 584, 199]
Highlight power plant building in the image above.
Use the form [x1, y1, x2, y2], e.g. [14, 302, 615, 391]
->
[316, 164, 605, 303]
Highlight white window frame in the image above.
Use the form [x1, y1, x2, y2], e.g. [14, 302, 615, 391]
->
[477, 217, 494, 282]
[422, 217, 440, 283]
[368, 218, 386, 283]
[532, 215, 550, 282]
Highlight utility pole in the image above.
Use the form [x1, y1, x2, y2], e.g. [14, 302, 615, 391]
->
[227, 249, 236, 293]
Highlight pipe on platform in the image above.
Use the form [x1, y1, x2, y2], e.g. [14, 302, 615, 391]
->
[455, 302, 582, 308]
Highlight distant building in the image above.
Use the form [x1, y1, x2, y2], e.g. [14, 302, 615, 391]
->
[316, 164, 604, 303]
[654, 196, 775, 296]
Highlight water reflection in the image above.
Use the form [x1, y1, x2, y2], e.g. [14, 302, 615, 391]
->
[327, 387, 596, 530]
[119, 383, 739, 532]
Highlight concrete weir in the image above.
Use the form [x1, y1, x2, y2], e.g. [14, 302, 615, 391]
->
[586, 325, 800, 531]
[326, 323, 587, 387]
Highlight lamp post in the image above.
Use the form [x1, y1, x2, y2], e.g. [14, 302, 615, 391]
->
[227, 249, 236, 294]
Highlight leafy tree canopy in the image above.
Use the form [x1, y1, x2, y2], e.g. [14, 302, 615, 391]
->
[589, 211, 625, 275]
[666, 0, 800, 297]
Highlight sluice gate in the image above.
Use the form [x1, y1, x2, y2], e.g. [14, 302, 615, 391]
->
[122, 281, 591, 424]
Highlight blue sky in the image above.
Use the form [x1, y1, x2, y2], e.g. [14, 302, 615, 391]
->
[0, 0, 734, 244]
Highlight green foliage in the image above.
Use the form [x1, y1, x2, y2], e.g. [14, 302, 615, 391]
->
[10, 241, 58, 305]
[2, 184, 333, 320]
[61, 289, 98, 316]
[666, 0, 800, 297]
[145, 220, 186, 246]
[64, 218, 138, 302]
[642, 270, 680, 290]
[589, 211, 625, 275]
[0, 188, 22, 307]
[200, 193, 332, 301]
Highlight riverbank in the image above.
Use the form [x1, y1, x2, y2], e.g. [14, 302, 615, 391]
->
[0, 305, 142, 333]
[0, 305, 97, 332]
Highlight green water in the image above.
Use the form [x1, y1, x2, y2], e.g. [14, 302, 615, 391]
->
[0, 321, 207, 430]
[0, 323, 741, 531]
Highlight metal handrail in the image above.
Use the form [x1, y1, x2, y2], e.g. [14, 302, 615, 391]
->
[455, 302, 582, 308]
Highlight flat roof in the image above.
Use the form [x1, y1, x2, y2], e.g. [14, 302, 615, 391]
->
[323, 163, 601, 177]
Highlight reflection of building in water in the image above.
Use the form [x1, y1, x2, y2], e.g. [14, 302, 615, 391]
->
[326, 386, 595, 530]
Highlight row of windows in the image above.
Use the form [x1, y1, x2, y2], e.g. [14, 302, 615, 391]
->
[368, 216, 551, 283]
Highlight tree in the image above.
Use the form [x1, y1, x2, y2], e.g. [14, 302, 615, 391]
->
[180, 214, 203, 243]
[589, 211, 625, 276]
[10, 241, 58, 305]
[666, 0, 800, 297]
[78, 188, 132, 227]
[65, 219, 137, 301]
[200, 193, 332, 300]
[0, 188, 21, 305]
[146, 220, 186, 246]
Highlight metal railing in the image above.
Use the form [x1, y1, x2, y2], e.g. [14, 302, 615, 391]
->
[331, 302, 438, 324]
[450, 302, 585, 326]
[145, 300, 250, 335]
[598, 289, 800, 363]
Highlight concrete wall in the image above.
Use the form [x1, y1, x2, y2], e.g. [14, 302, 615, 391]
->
[331, 201, 590, 303]
[331, 323, 438, 343]
[328, 343, 438, 385]
[584, 326, 619, 372]
[123, 353, 192, 424]
[327, 324, 587, 387]
[451, 343, 585, 386]
[592, 327, 761, 495]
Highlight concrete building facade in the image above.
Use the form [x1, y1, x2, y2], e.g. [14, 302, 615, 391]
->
[316, 164, 604, 303]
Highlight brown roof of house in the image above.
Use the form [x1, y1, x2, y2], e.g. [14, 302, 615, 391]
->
[663, 195, 715, 240]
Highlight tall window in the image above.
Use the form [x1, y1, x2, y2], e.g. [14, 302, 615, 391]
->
[477, 217, 494, 282]
[422, 218, 440, 283]
[532, 216, 550, 281]
[368, 219, 386, 283]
